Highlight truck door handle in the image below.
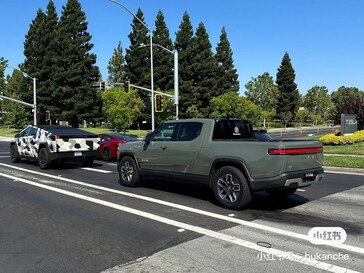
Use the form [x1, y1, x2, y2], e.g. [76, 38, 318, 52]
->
[161, 146, 167, 151]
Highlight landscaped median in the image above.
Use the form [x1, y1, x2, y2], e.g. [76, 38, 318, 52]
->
[320, 130, 364, 169]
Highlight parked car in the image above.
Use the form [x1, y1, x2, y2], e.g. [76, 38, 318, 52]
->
[99, 133, 137, 161]
[10, 125, 99, 169]
[254, 129, 273, 141]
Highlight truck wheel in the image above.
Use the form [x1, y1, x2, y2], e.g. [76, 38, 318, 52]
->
[212, 166, 252, 210]
[10, 145, 21, 163]
[118, 156, 140, 187]
[268, 188, 297, 198]
[38, 147, 51, 169]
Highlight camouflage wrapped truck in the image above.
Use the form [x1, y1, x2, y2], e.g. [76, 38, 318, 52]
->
[10, 125, 100, 169]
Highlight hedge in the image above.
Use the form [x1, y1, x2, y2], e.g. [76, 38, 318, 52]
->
[319, 130, 364, 145]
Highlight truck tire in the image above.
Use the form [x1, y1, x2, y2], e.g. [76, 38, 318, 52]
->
[118, 156, 140, 187]
[268, 188, 297, 198]
[10, 144, 21, 163]
[38, 147, 51, 169]
[212, 166, 252, 210]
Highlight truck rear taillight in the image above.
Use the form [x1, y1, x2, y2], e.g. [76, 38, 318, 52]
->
[268, 147, 323, 155]
[55, 135, 61, 139]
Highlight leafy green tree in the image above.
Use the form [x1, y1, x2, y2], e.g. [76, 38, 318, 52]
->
[215, 27, 239, 95]
[174, 12, 195, 119]
[0, 57, 7, 91]
[331, 86, 364, 130]
[4, 98, 28, 129]
[276, 52, 300, 127]
[296, 108, 313, 127]
[190, 22, 218, 117]
[125, 8, 149, 96]
[101, 87, 143, 132]
[209, 91, 261, 125]
[153, 10, 174, 91]
[245, 72, 278, 127]
[303, 86, 334, 125]
[52, 0, 100, 127]
[107, 41, 127, 84]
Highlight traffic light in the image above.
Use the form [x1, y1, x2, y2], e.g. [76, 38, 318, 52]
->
[155, 94, 163, 112]
[123, 80, 130, 92]
[45, 110, 51, 121]
[100, 81, 106, 91]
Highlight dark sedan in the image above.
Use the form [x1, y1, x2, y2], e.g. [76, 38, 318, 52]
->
[99, 133, 137, 161]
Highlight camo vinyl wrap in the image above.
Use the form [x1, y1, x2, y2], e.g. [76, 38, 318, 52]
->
[15, 125, 99, 158]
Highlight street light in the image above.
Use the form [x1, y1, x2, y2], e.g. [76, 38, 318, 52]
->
[108, 0, 156, 130]
[140, 43, 179, 119]
[22, 72, 37, 125]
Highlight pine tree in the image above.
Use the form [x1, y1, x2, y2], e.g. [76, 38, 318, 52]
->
[190, 22, 218, 117]
[52, 0, 100, 127]
[174, 12, 195, 119]
[153, 10, 174, 91]
[107, 41, 127, 84]
[125, 8, 150, 98]
[215, 27, 239, 95]
[22, 8, 47, 112]
[276, 52, 300, 126]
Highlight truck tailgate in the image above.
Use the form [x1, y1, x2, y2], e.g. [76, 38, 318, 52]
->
[56, 136, 100, 152]
[268, 140, 323, 172]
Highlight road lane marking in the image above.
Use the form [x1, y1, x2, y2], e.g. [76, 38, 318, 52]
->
[81, 167, 112, 173]
[1, 162, 364, 256]
[0, 171, 360, 273]
[0, 156, 9, 158]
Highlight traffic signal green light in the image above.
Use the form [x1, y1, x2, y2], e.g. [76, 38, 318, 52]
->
[155, 94, 163, 112]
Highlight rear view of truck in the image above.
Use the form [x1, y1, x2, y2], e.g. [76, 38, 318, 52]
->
[10, 125, 99, 169]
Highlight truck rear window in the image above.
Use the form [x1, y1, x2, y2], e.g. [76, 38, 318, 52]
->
[212, 120, 254, 140]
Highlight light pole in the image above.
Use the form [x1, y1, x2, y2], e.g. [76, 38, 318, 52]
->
[22, 72, 37, 125]
[108, 0, 155, 130]
[140, 43, 179, 119]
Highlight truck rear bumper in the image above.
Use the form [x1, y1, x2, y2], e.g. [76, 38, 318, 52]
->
[249, 167, 324, 191]
[49, 150, 99, 161]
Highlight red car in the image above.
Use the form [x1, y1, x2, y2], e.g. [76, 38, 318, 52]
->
[99, 133, 137, 161]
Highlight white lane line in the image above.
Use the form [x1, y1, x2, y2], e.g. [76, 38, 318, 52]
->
[1, 162, 364, 255]
[0, 156, 9, 158]
[81, 167, 112, 173]
[296, 189, 306, 192]
[0, 172, 360, 273]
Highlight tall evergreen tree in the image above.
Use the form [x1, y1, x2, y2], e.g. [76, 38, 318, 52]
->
[125, 8, 149, 99]
[215, 27, 239, 95]
[21, 8, 47, 110]
[22, 1, 58, 124]
[174, 12, 195, 119]
[107, 41, 127, 84]
[52, 0, 100, 127]
[190, 22, 218, 117]
[153, 10, 174, 91]
[275, 52, 300, 126]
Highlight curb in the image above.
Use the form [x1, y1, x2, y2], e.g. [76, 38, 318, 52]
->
[324, 166, 364, 174]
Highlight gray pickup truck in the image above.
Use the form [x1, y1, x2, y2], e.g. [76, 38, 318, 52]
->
[10, 125, 100, 169]
[117, 118, 324, 209]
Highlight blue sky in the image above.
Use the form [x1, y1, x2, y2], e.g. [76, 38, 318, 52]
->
[1, 0, 364, 94]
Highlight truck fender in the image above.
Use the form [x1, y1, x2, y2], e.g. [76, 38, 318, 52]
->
[209, 159, 253, 189]
[117, 152, 141, 172]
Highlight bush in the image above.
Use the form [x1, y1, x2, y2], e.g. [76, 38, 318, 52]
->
[320, 130, 364, 145]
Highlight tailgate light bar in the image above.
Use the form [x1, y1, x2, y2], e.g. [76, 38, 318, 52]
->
[268, 147, 323, 155]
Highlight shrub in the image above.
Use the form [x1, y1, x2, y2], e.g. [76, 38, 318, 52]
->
[320, 130, 364, 145]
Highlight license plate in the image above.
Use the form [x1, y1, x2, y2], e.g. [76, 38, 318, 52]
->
[74, 151, 82, 156]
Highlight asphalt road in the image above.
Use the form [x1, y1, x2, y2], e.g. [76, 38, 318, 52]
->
[0, 140, 363, 273]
